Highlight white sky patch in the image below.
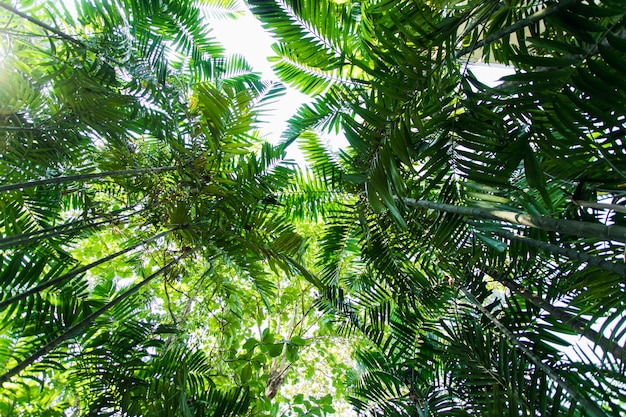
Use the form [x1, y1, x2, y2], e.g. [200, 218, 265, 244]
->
[468, 63, 513, 86]
[208, 11, 275, 78]
[208, 8, 311, 165]
[208, 6, 516, 166]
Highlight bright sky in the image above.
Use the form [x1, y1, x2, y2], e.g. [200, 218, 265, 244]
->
[209, 8, 313, 164]
[208, 6, 515, 165]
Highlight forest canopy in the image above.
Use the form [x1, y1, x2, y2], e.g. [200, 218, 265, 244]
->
[1, 0, 625, 416]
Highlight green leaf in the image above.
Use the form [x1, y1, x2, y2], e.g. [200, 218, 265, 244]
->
[476, 233, 507, 252]
[240, 364, 252, 384]
[598, 44, 626, 73]
[526, 37, 585, 55]
[522, 142, 551, 209]
[242, 338, 258, 351]
[289, 335, 307, 346]
[267, 343, 284, 358]
[261, 328, 274, 345]
[285, 344, 299, 362]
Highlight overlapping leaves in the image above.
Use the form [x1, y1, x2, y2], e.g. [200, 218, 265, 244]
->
[251, 0, 626, 415]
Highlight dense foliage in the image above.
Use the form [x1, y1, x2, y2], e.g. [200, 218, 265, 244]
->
[1, 0, 625, 416]
[0, 0, 343, 415]
[248, 0, 626, 415]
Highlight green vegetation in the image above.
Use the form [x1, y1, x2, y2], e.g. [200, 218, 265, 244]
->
[1, 0, 625, 416]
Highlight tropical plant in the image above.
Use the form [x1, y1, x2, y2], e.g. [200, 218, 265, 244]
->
[248, 0, 626, 415]
[0, 0, 342, 415]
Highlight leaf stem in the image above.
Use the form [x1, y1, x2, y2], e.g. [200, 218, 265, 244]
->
[498, 277, 625, 362]
[455, 0, 580, 58]
[0, 2, 86, 48]
[0, 166, 179, 193]
[493, 230, 626, 277]
[0, 206, 145, 249]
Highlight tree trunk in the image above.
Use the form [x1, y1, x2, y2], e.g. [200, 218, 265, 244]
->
[400, 197, 626, 242]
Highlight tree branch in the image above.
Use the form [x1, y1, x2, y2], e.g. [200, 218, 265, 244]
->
[0, 206, 145, 250]
[492, 230, 626, 277]
[0, 251, 192, 385]
[460, 287, 606, 417]
[0, 228, 180, 310]
[572, 198, 626, 215]
[400, 197, 626, 243]
[455, 0, 580, 59]
[0, 166, 179, 193]
[0, 2, 86, 49]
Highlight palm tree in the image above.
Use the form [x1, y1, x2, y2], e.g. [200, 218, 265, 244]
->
[248, 0, 626, 414]
[0, 0, 315, 414]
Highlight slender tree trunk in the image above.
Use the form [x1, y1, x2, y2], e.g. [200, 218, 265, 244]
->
[0, 228, 179, 310]
[400, 197, 626, 242]
[459, 287, 606, 417]
[0, 206, 145, 250]
[572, 198, 626, 215]
[497, 277, 625, 362]
[492, 230, 626, 277]
[0, 166, 179, 193]
[0, 251, 192, 385]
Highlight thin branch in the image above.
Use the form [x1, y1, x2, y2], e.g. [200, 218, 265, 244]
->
[498, 277, 625, 362]
[163, 280, 178, 324]
[491, 27, 626, 94]
[0, 251, 192, 385]
[455, 0, 580, 58]
[0, 166, 179, 193]
[460, 287, 606, 417]
[0, 206, 144, 249]
[0, 228, 179, 310]
[493, 230, 626, 278]
[0, 2, 86, 48]
[572, 198, 626, 215]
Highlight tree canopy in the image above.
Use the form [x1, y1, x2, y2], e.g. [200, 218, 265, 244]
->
[1, 0, 625, 416]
